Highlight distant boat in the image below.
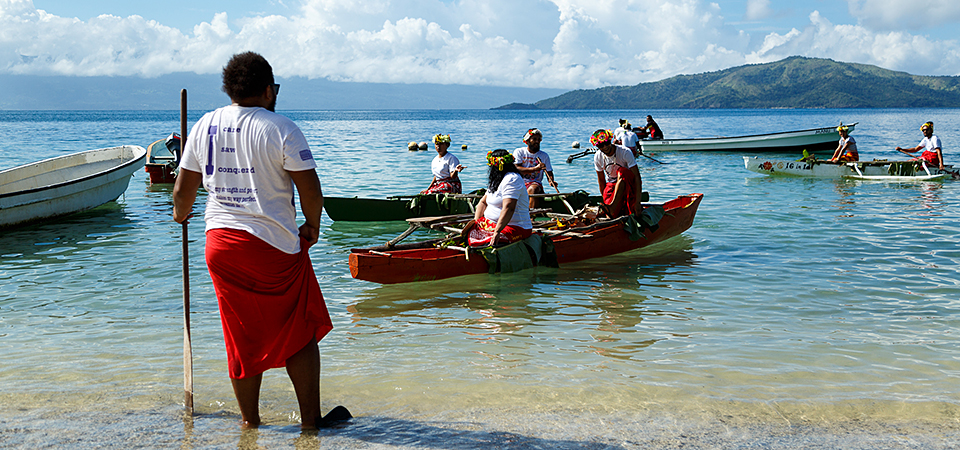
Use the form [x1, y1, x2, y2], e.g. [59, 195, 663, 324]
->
[639, 123, 857, 153]
[0, 146, 146, 229]
[144, 133, 180, 184]
[743, 156, 957, 181]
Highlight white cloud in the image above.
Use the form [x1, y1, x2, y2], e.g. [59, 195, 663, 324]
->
[1, 0, 959, 88]
[745, 0, 772, 21]
[847, 0, 960, 31]
[746, 11, 960, 76]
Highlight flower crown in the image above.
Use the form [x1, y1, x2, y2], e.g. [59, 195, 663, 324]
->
[590, 129, 613, 147]
[486, 151, 514, 170]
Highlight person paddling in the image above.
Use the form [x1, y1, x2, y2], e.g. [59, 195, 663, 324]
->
[421, 134, 465, 194]
[896, 121, 945, 171]
[173, 52, 350, 430]
[592, 129, 643, 218]
[829, 125, 858, 162]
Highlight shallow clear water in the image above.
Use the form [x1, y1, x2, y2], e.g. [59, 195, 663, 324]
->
[2, 108, 960, 448]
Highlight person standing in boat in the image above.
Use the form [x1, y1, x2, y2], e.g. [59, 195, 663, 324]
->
[421, 134, 464, 194]
[512, 128, 558, 209]
[644, 115, 664, 140]
[592, 129, 643, 217]
[828, 125, 858, 162]
[467, 149, 533, 246]
[173, 51, 347, 430]
[896, 122, 945, 170]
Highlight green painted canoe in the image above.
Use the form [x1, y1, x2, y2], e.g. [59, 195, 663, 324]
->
[323, 190, 614, 222]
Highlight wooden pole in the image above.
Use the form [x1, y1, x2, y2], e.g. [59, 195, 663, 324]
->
[181, 88, 194, 414]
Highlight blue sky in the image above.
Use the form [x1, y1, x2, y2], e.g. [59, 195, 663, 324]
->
[6, 0, 960, 89]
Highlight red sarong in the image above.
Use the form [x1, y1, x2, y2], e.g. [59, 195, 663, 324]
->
[602, 167, 639, 216]
[467, 216, 532, 246]
[205, 228, 332, 379]
[421, 177, 462, 194]
[919, 150, 941, 167]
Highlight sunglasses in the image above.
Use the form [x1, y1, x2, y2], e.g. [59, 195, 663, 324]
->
[272, 84, 280, 95]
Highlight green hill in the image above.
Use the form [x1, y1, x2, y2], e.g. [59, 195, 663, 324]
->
[495, 56, 960, 109]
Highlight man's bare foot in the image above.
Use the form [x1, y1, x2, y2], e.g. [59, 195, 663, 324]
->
[240, 419, 261, 429]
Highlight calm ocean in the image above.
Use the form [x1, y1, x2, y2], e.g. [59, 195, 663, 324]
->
[2, 108, 959, 448]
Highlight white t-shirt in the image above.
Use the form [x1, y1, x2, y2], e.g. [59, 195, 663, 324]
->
[621, 130, 639, 149]
[179, 105, 317, 254]
[614, 126, 626, 142]
[512, 147, 552, 185]
[594, 144, 639, 184]
[919, 135, 943, 152]
[484, 172, 532, 229]
[431, 152, 460, 180]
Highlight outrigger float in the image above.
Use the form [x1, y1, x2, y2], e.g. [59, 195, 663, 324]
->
[743, 156, 958, 181]
[348, 193, 703, 284]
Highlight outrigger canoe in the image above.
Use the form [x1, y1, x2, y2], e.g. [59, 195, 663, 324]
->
[349, 193, 703, 284]
[743, 156, 957, 181]
[1, 145, 147, 229]
[324, 190, 604, 221]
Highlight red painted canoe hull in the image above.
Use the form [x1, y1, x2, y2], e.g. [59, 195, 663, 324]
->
[349, 193, 703, 284]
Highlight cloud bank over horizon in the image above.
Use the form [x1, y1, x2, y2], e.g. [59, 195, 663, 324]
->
[2, 0, 959, 90]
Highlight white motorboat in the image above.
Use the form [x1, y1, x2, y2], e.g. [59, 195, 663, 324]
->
[1, 145, 147, 228]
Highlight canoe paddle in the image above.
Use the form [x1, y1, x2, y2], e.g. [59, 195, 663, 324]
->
[638, 150, 667, 165]
[180, 89, 194, 415]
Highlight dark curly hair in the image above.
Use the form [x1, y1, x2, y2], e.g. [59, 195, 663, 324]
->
[221, 52, 274, 101]
[487, 149, 519, 192]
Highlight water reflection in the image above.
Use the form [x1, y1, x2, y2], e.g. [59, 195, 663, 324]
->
[346, 236, 698, 360]
[0, 202, 135, 260]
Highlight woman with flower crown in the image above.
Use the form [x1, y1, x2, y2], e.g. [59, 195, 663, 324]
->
[466, 149, 533, 246]
[421, 134, 465, 194]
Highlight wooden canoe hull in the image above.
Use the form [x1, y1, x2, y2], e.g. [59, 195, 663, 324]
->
[640, 123, 855, 153]
[1, 145, 147, 229]
[349, 193, 703, 284]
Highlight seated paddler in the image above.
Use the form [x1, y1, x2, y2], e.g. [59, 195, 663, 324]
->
[591, 129, 643, 218]
[828, 125, 858, 162]
[467, 149, 533, 247]
[421, 134, 465, 194]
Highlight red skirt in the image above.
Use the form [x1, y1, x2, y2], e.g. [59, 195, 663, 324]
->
[421, 177, 462, 194]
[602, 167, 640, 216]
[467, 216, 532, 246]
[205, 228, 332, 379]
[919, 150, 941, 166]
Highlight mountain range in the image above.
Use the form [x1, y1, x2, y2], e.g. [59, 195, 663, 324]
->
[495, 56, 960, 109]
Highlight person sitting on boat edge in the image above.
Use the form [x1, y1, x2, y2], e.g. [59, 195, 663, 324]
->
[896, 122, 945, 170]
[513, 128, 558, 209]
[467, 149, 532, 247]
[592, 129, 643, 218]
[829, 125, 858, 163]
[644, 115, 664, 140]
[421, 134, 465, 194]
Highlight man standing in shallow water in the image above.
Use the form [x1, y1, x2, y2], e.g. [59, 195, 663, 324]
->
[512, 128, 558, 209]
[173, 51, 349, 429]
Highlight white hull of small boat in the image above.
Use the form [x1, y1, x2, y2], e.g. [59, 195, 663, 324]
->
[743, 156, 953, 182]
[641, 123, 856, 153]
[0, 145, 147, 228]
